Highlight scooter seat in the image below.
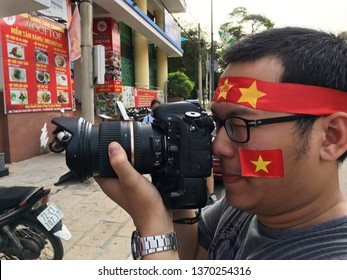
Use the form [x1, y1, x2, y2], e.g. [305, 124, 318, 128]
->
[0, 186, 39, 211]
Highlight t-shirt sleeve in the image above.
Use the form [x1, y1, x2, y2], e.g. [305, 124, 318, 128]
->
[198, 198, 227, 251]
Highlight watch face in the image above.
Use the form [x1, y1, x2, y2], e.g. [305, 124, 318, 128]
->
[131, 230, 139, 260]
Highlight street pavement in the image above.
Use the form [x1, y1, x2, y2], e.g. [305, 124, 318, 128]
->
[0, 152, 347, 260]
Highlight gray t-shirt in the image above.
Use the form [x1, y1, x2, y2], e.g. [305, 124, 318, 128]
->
[199, 198, 347, 259]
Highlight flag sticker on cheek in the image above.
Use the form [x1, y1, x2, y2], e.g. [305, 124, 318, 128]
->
[239, 148, 284, 178]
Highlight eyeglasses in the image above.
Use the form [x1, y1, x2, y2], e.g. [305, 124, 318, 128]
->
[212, 114, 314, 143]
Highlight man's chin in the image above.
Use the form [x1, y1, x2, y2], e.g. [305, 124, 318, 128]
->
[224, 194, 258, 214]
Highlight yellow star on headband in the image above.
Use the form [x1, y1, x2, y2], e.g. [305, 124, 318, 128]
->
[217, 79, 233, 100]
[251, 155, 271, 173]
[238, 81, 267, 108]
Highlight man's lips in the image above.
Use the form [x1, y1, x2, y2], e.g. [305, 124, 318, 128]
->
[217, 159, 243, 183]
[222, 174, 243, 184]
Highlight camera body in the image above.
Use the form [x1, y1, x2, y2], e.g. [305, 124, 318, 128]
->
[151, 102, 214, 208]
[52, 102, 214, 209]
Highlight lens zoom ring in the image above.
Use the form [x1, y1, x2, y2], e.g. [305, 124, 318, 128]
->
[133, 122, 142, 171]
[99, 122, 122, 177]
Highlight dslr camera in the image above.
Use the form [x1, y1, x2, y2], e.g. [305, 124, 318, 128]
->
[52, 101, 214, 209]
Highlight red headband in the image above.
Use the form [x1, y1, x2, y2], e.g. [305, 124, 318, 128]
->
[213, 77, 347, 116]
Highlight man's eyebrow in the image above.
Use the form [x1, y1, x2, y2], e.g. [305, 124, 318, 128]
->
[211, 106, 255, 118]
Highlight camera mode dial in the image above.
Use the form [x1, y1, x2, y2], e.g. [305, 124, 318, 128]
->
[184, 111, 201, 120]
[185, 111, 201, 132]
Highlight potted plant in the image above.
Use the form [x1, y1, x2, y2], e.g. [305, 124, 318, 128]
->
[167, 71, 194, 102]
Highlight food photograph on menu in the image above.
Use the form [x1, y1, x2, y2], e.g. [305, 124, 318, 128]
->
[10, 90, 28, 105]
[35, 49, 49, 64]
[57, 92, 69, 103]
[36, 71, 50, 84]
[9, 67, 26, 82]
[8, 42, 25, 60]
[56, 74, 68, 86]
[37, 90, 52, 104]
[55, 54, 66, 68]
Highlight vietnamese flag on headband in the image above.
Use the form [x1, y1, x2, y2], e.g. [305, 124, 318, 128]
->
[239, 148, 284, 178]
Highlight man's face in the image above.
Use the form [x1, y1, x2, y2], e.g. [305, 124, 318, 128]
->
[211, 57, 323, 215]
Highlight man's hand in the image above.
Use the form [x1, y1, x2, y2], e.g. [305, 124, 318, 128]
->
[94, 142, 174, 235]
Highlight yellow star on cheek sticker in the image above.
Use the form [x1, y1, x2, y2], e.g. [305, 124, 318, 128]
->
[238, 81, 267, 108]
[251, 155, 272, 173]
[217, 79, 233, 100]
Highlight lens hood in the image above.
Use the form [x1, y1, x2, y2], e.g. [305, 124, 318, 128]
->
[52, 117, 99, 185]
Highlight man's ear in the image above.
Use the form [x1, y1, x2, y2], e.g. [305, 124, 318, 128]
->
[320, 112, 347, 162]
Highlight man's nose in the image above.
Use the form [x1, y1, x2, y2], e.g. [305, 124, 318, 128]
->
[212, 127, 237, 158]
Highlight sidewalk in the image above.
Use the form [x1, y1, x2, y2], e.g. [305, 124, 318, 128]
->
[1, 152, 347, 260]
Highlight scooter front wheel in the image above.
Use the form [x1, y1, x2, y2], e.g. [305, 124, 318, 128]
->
[3, 218, 64, 260]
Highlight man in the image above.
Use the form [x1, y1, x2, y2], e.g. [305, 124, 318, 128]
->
[95, 27, 347, 259]
[142, 99, 161, 123]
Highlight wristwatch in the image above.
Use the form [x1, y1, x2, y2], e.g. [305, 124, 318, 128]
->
[131, 230, 179, 260]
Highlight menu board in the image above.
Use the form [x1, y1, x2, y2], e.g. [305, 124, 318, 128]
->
[134, 88, 158, 107]
[0, 14, 72, 113]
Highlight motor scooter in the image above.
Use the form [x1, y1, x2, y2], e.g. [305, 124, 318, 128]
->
[0, 185, 71, 260]
[48, 109, 71, 153]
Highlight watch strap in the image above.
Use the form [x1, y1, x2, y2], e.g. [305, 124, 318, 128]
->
[132, 230, 179, 260]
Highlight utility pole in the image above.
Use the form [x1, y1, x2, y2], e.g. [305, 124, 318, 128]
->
[206, 53, 209, 108]
[80, 0, 94, 123]
[210, 0, 214, 102]
[197, 23, 203, 107]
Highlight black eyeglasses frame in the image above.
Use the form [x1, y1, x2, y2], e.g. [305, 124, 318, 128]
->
[212, 114, 315, 143]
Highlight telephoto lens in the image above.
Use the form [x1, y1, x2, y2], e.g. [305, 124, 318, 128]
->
[51, 117, 165, 185]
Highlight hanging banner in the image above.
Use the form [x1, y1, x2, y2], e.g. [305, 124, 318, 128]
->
[0, 14, 72, 113]
[68, 5, 81, 61]
[93, 18, 122, 94]
[134, 88, 158, 107]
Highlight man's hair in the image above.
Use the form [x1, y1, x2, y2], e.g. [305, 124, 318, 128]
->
[150, 99, 161, 107]
[223, 27, 347, 162]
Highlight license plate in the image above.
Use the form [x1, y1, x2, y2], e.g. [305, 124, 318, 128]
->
[37, 203, 64, 231]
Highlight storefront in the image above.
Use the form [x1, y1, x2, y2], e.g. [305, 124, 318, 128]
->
[0, 0, 184, 163]
[0, 1, 73, 162]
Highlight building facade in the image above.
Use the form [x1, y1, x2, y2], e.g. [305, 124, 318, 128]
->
[0, 0, 185, 163]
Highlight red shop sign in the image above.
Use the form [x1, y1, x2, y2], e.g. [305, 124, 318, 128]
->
[0, 14, 73, 113]
[93, 18, 122, 94]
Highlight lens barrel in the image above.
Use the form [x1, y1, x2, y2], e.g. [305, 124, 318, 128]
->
[98, 121, 165, 177]
[56, 117, 165, 181]
[98, 121, 131, 177]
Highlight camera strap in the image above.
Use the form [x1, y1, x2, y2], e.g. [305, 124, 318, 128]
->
[172, 209, 201, 224]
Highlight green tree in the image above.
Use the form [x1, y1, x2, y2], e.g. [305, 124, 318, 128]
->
[167, 71, 195, 98]
[220, 7, 274, 40]
[168, 26, 209, 98]
[339, 31, 347, 41]
[217, 7, 274, 72]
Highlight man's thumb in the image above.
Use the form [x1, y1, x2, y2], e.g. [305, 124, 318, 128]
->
[108, 142, 135, 180]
